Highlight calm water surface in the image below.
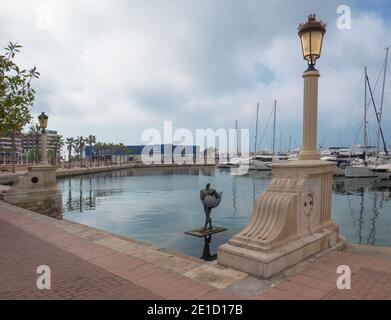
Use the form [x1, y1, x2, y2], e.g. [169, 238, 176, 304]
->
[58, 167, 391, 259]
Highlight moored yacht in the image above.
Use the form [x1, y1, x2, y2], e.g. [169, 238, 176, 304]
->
[345, 164, 383, 178]
[248, 155, 274, 171]
[216, 157, 241, 168]
[321, 147, 354, 176]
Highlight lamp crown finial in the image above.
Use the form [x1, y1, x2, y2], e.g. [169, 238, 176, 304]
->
[298, 13, 327, 31]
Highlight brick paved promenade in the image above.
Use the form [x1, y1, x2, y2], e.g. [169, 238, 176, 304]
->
[1, 200, 391, 300]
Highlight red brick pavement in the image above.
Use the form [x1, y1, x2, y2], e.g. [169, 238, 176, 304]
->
[259, 251, 391, 300]
[2, 201, 391, 300]
[0, 207, 235, 300]
[0, 220, 162, 300]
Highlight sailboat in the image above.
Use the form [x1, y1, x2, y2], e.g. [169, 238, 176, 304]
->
[216, 120, 242, 169]
[249, 100, 279, 170]
[346, 48, 390, 179]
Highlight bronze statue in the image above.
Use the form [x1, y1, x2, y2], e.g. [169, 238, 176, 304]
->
[200, 183, 223, 230]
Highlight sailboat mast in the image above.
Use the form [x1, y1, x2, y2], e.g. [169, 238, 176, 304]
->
[364, 66, 368, 162]
[235, 120, 239, 156]
[254, 102, 259, 154]
[272, 100, 276, 157]
[376, 47, 389, 162]
[279, 128, 282, 154]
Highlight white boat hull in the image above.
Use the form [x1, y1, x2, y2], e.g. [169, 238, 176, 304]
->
[334, 167, 346, 176]
[216, 164, 239, 168]
[249, 162, 271, 171]
[345, 166, 383, 178]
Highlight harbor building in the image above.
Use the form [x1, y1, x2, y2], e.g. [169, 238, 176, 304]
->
[0, 130, 62, 165]
[85, 144, 200, 164]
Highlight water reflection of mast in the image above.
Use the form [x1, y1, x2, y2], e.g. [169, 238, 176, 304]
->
[89, 177, 93, 209]
[252, 177, 256, 206]
[358, 187, 364, 244]
[79, 177, 83, 212]
[67, 177, 74, 211]
[367, 191, 383, 245]
[232, 177, 237, 216]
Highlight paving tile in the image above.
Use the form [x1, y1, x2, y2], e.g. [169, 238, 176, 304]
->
[0, 219, 160, 300]
[4, 199, 391, 300]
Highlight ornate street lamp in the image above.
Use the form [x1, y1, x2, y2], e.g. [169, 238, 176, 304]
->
[297, 14, 326, 160]
[217, 14, 341, 278]
[38, 112, 49, 165]
[298, 14, 326, 70]
[38, 112, 48, 133]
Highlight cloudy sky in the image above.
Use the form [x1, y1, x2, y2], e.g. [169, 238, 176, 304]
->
[1, 0, 391, 151]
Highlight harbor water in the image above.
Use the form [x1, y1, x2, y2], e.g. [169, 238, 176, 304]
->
[58, 166, 391, 260]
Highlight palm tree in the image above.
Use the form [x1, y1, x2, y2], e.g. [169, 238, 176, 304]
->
[86, 135, 96, 167]
[113, 143, 121, 164]
[75, 136, 88, 167]
[103, 143, 110, 165]
[108, 143, 115, 164]
[52, 136, 64, 167]
[94, 142, 102, 166]
[66, 137, 75, 169]
[118, 143, 128, 164]
[95, 142, 105, 166]
[28, 123, 41, 164]
[100, 143, 107, 165]
[117, 143, 124, 164]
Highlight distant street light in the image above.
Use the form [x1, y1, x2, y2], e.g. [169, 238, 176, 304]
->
[38, 112, 49, 165]
[298, 14, 326, 160]
[38, 112, 48, 131]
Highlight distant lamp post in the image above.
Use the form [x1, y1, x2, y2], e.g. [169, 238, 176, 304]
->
[38, 112, 49, 165]
[298, 14, 326, 160]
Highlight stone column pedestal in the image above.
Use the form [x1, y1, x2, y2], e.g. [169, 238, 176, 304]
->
[3, 165, 62, 219]
[41, 132, 48, 165]
[217, 160, 344, 278]
[299, 70, 321, 160]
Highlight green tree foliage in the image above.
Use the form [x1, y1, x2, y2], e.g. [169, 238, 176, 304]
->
[0, 42, 40, 172]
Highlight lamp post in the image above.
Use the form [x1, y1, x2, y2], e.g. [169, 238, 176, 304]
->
[38, 112, 49, 165]
[298, 14, 326, 160]
[218, 14, 341, 278]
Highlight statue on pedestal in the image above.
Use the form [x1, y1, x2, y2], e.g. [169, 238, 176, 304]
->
[200, 183, 222, 230]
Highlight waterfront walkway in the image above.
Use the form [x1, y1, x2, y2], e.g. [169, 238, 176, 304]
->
[0, 163, 215, 184]
[1, 200, 391, 300]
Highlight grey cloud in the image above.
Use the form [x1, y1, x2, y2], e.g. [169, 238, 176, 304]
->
[0, 0, 390, 148]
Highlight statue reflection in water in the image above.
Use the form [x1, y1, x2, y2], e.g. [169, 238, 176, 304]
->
[201, 234, 217, 261]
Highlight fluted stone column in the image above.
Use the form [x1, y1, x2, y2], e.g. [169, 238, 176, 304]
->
[299, 70, 321, 160]
[40, 131, 48, 165]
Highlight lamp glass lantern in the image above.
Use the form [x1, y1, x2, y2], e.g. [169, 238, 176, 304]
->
[38, 112, 48, 131]
[298, 14, 326, 69]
